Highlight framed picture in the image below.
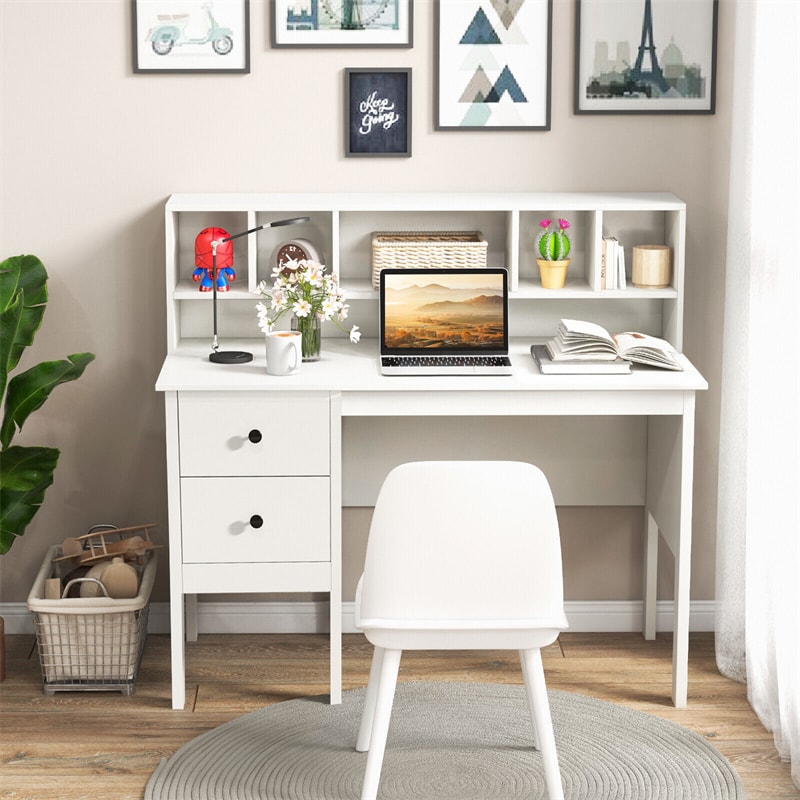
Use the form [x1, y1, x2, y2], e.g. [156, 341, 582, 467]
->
[435, 0, 552, 131]
[271, 0, 413, 48]
[132, 0, 250, 73]
[575, 0, 718, 114]
[345, 68, 411, 157]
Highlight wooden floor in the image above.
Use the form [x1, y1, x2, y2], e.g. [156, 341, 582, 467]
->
[0, 631, 796, 799]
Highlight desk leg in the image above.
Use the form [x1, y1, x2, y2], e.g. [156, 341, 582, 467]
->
[330, 594, 342, 705]
[672, 528, 691, 708]
[170, 593, 186, 710]
[646, 397, 696, 708]
[672, 397, 695, 708]
[643, 510, 658, 641]
[165, 391, 187, 710]
[329, 392, 343, 705]
[185, 594, 198, 642]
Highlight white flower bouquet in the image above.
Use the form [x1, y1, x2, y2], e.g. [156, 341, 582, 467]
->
[255, 259, 360, 360]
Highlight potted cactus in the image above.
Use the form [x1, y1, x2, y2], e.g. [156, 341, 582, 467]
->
[536, 218, 571, 289]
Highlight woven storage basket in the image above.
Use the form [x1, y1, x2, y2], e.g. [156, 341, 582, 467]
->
[371, 231, 488, 288]
[27, 544, 157, 695]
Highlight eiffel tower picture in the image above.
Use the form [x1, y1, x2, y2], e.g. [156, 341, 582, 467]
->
[628, 0, 670, 93]
[580, 0, 717, 111]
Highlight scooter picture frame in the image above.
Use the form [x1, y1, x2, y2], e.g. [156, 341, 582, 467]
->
[132, 0, 250, 73]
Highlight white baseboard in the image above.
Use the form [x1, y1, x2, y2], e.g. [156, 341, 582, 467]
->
[1, 599, 716, 636]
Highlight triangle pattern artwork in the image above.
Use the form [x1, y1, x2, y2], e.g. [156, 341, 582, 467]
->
[438, 0, 548, 129]
[456, 0, 530, 126]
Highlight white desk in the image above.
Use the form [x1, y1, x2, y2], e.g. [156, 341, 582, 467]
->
[156, 337, 707, 709]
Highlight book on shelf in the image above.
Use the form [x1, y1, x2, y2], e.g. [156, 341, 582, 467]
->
[601, 236, 626, 290]
[546, 318, 683, 371]
[531, 343, 631, 374]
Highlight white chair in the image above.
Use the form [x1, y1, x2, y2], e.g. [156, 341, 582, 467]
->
[354, 460, 568, 800]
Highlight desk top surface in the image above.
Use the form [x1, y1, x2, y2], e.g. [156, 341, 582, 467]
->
[156, 338, 708, 396]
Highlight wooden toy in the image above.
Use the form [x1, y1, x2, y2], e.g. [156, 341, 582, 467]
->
[53, 523, 160, 567]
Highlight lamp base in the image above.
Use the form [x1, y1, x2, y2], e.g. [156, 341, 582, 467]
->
[209, 350, 253, 364]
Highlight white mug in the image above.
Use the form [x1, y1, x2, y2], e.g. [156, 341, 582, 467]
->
[265, 331, 301, 376]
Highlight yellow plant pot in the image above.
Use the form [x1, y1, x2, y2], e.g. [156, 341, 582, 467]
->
[537, 258, 569, 289]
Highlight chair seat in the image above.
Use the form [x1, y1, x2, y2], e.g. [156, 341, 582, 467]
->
[359, 627, 564, 651]
[357, 605, 567, 650]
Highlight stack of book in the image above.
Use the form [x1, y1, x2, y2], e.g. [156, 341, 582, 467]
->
[531, 318, 683, 374]
[601, 236, 626, 290]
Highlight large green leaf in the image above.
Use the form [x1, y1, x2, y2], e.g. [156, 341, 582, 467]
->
[0, 445, 59, 554]
[0, 352, 95, 449]
[0, 255, 48, 373]
[0, 288, 23, 404]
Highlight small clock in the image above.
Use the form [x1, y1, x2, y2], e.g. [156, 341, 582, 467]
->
[271, 238, 323, 269]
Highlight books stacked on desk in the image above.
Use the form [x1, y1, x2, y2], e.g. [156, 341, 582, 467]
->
[531, 318, 683, 374]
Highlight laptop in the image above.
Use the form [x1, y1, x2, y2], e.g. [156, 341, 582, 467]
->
[379, 267, 513, 375]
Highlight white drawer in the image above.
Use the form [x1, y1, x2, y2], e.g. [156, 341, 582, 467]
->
[178, 392, 330, 476]
[181, 477, 330, 563]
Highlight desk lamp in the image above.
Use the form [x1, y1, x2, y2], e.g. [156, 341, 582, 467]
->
[208, 216, 310, 364]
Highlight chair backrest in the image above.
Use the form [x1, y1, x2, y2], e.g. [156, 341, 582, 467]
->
[358, 461, 565, 627]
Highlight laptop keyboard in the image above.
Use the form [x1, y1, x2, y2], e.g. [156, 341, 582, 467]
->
[382, 356, 512, 368]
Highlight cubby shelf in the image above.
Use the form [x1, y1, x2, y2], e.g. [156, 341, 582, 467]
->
[165, 192, 686, 351]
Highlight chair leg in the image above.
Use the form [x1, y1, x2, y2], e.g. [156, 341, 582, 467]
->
[519, 649, 540, 750]
[521, 648, 564, 800]
[360, 648, 402, 800]
[356, 646, 385, 752]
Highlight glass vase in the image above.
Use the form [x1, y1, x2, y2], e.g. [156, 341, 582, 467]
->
[291, 314, 322, 362]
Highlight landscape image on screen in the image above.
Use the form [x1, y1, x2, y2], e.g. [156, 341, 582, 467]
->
[383, 272, 505, 350]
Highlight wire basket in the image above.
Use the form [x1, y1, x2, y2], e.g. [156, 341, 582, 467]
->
[371, 231, 488, 288]
[27, 544, 157, 695]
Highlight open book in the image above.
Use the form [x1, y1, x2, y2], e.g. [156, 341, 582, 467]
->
[546, 319, 683, 371]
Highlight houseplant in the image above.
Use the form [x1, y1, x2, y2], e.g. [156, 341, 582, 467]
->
[0, 255, 95, 555]
[255, 259, 360, 361]
[536, 218, 571, 289]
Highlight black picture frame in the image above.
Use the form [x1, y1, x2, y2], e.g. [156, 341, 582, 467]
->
[345, 68, 412, 157]
[574, 0, 718, 114]
[271, 0, 413, 48]
[434, 0, 552, 131]
[132, 0, 250, 74]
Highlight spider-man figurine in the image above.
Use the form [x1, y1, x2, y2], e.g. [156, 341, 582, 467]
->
[193, 227, 235, 292]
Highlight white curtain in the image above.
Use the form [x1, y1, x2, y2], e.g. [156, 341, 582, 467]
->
[715, 0, 800, 789]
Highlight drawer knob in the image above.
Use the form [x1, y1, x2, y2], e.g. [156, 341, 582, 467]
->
[248, 429, 263, 444]
[249, 514, 264, 529]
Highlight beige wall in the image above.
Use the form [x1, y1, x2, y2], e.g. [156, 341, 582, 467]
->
[0, 0, 733, 607]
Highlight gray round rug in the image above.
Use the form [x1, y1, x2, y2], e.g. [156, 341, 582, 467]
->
[146, 682, 744, 800]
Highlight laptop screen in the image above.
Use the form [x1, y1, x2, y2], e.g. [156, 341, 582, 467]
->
[380, 268, 509, 356]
